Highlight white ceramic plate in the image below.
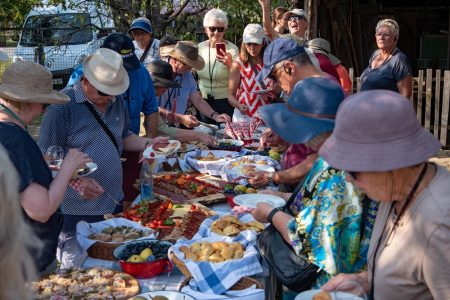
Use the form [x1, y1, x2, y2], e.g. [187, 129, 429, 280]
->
[295, 290, 364, 300]
[130, 291, 196, 300]
[233, 194, 285, 209]
[51, 162, 98, 179]
[143, 140, 181, 158]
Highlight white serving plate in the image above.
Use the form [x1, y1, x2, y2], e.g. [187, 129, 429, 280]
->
[233, 194, 285, 209]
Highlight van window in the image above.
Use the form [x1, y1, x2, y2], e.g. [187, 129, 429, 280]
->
[20, 13, 93, 47]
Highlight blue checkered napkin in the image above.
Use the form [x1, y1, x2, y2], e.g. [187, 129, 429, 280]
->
[194, 214, 259, 246]
[169, 236, 263, 294]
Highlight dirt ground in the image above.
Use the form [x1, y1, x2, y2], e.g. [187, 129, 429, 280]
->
[29, 119, 450, 171]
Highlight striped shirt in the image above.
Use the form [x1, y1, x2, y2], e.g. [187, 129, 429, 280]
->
[38, 81, 132, 215]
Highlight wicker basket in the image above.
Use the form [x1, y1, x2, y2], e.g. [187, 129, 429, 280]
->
[179, 276, 262, 291]
[169, 252, 192, 278]
[87, 241, 122, 261]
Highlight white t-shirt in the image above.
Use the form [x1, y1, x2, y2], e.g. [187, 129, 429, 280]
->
[133, 39, 160, 66]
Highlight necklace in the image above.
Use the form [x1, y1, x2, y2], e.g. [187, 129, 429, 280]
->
[0, 103, 27, 129]
[369, 163, 428, 300]
[372, 48, 396, 69]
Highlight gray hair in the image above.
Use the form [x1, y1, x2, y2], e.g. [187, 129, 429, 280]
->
[305, 131, 332, 150]
[203, 8, 228, 27]
[376, 19, 399, 39]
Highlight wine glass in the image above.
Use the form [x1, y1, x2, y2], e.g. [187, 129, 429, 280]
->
[45, 146, 64, 170]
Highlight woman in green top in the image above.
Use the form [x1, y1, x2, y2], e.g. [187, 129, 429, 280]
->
[197, 8, 239, 121]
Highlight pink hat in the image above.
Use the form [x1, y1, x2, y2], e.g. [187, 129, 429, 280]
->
[319, 90, 442, 172]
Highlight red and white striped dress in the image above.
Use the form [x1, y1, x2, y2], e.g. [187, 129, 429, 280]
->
[233, 59, 276, 121]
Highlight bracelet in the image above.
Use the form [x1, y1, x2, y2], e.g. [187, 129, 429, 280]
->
[210, 111, 218, 118]
[267, 207, 282, 224]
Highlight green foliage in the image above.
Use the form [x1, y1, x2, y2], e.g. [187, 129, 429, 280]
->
[0, 0, 42, 26]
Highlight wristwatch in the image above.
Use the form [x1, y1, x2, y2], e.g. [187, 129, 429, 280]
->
[267, 207, 282, 224]
[210, 111, 218, 118]
[266, 172, 275, 185]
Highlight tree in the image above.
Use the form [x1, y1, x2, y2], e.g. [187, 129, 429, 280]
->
[0, 0, 42, 27]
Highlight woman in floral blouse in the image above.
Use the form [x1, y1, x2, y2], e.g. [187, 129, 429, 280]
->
[252, 77, 378, 296]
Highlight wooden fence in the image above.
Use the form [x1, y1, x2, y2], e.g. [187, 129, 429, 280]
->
[350, 69, 450, 148]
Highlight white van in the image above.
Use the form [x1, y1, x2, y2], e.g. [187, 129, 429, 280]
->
[13, 0, 114, 88]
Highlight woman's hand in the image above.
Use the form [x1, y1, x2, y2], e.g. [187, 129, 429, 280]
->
[79, 178, 105, 200]
[321, 272, 369, 296]
[247, 171, 270, 188]
[213, 113, 231, 123]
[258, 0, 270, 8]
[177, 114, 199, 128]
[196, 132, 217, 145]
[251, 202, 274, 223]
[216, 52, 233, 68]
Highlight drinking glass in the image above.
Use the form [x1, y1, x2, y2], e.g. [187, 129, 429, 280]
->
[45, 146, 64, 170]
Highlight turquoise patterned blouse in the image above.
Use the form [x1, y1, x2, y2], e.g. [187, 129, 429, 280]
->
[286, 157, 378, 287]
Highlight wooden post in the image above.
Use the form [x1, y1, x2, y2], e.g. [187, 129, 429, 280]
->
[416, 70, 424, 122]
[425, 69, 433, 130]
[434, 70, 442, 139]
[440, 71, 450, 146]
[305, 0, 318, 39]
[349, 67, 354, 94]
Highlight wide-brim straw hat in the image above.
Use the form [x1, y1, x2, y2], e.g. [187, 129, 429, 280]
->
[147, 60, 181, 88]
[0, 61, 69, 104]
[256, 77, 345, 144]
[319, 90, 442, 172]
[308, 38, 341, 65]
[83, 48, 129, 96]
[168, 41, 205, 70]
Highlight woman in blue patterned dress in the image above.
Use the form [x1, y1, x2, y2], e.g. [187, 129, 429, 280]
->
[252, 77, 378, 296]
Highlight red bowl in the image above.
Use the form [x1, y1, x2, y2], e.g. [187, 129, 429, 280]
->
[118, 258, 172, 279]
[112, 239, 173, 279]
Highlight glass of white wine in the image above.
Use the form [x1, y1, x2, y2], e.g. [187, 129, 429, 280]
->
[45, 146, 64, 171]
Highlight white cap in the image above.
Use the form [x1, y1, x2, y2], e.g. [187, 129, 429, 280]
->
[243, 24, 265, 45]
[285, 8, 308, 21]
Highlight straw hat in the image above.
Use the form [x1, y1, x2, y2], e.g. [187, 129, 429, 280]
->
[319, 90, 442, 172]
[308, 38, 341, 65]
[0, 50, 8, 61]
[83, 48, 129, 96]
[167, 41, 205, 70]
[0, 61, 69, 104]
[147, 60, 181, 88]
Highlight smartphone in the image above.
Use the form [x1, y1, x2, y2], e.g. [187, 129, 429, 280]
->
[216, 42, 226, 56]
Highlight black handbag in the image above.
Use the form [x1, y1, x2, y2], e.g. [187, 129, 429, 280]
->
[256, 181, 322, 292]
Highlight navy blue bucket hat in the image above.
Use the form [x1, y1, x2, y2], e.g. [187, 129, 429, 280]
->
[256, 37, 305, 82]
[128, 17, 153, 34]
[102, 33, 140, 71]
[256, 77, 345, 144]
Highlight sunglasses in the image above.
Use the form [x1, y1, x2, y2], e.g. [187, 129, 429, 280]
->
[208, 27, 225, 33]
[286, 15, 305, 22]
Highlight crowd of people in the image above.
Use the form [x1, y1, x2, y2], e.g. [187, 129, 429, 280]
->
[0, 3, 448, 300]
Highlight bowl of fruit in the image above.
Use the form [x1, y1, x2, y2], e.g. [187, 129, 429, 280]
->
[113, 239, 172, 278]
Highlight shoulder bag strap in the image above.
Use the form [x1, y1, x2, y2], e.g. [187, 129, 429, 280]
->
[249, 61, 267, 91]
[83, 101, 120, 155]
[281, 175, 307, 215]
[139, 39, 153, 63]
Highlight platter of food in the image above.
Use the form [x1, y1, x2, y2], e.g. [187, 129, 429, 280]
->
[30, 267, 140, 299]
[185, 150, 238, 176]
[210, 215, 265, 236]
[222, 155, 280, 184]
[295, 290, 364, 300]
[122, 200, 215, 240]
[152, 173, 229, 203]
[143, 140, 180, 158]
[130, 291, 196, 300]
[209, 139, 244, 152]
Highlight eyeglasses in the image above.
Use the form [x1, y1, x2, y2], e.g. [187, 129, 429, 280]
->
[375, 32, 392, 38]
[267, 61, 290, 81]
[208, 27, 225, 33]
[347, 171, 359, 180]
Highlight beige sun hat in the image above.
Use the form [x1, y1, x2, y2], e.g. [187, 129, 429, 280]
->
[0, 61, 69, 104]
[168, 41, 205, 70]
[308, 38, 341, 65]
[0, 50, 8, 61]
[83, 48, 129, 96]
[160, 44, 175, 58]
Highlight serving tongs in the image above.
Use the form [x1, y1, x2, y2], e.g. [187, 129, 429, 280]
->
[198, 121, 219, 134]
